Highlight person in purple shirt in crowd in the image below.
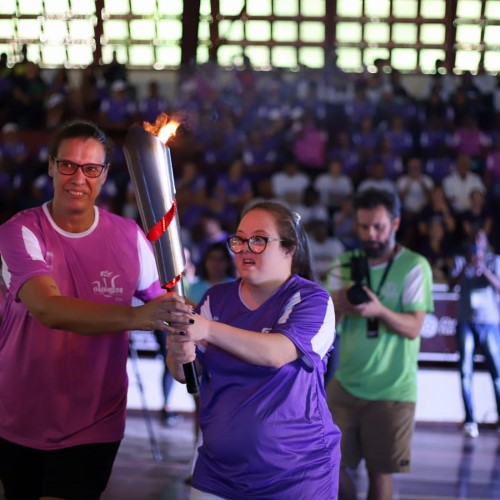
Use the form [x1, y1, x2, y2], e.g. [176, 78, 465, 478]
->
[383, 115, 414, 158]
[352, 116, 379, 165]
[0, 120, 193, 500]
[328, 130, 361, 185]
[138, 80, 168, 124]
[167, 200, 341, 499]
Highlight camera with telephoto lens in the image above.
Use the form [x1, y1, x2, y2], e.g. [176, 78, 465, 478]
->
[346, 254, 379, 338]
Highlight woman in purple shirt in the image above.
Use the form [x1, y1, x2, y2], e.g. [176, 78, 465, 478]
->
[167, 200, 341, 499]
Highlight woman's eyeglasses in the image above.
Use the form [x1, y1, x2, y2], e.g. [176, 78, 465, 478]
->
[53, 158, 107, 178]
[227, 235, 286, 254]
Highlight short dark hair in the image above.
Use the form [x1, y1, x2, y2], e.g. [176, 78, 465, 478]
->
[48, 120, 114, 164]
[354, 188, 401, 219]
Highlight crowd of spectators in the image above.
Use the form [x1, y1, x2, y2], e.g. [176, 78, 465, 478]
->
[1, 50, 500, 283]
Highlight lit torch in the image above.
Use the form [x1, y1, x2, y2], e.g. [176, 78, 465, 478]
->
[123, 114, 200, 394]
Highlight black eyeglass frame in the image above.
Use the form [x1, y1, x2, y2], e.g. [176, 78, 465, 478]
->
[227, 235, 287, 254]
[52, 157, 107, 178]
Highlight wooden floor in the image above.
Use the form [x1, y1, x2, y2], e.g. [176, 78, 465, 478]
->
[98, 411, 500, 500]
[1, 411, 499, 500]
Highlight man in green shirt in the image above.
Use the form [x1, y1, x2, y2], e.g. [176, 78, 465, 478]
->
[325, 188, 434, 500]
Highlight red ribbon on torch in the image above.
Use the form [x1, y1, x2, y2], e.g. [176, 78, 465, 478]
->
[146, 199, 183, 290]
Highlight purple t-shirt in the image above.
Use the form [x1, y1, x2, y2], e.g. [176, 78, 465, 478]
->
[0, 204, 163, 449]
[192, 276, 341, 499]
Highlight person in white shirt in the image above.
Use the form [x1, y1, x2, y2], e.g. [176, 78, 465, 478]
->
[314, 159, 354, 215]
[442, 154, 486, 214]
[270, 159, 310, 210]
[396, 156, 434, 215]
[357, 160, 396, 194]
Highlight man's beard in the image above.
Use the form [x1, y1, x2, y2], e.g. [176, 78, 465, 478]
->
[361, 237, 393, 259]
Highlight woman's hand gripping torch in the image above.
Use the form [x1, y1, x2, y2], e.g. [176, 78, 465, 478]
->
[123, 115, 200, 394]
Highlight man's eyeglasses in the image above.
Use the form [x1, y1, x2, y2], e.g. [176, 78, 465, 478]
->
[227, 235, 286, 254]
[53, 158, 107, 178]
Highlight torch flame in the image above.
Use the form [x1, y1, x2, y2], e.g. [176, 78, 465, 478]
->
[143, 112, 180, 144]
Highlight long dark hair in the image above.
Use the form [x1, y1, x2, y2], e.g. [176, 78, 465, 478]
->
[198, 241, 236, 280]
[242, 200, 314, 281]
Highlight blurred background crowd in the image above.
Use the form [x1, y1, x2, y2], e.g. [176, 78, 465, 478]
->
[1, 49, 500, 285]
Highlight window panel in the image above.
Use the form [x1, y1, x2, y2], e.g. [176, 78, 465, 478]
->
[421, 0, 445, 18]
[298, 47, 324, 68]
[393, 0, 418, 18]
[17, 19, 42, 39]
[246, 21, 271, 42]
[456, 0, 482, 19]
[485, 0, 500, 19]
[103, 0, 130, 15]
[456, 25, 482, 44]
[245, 46, 270, 68]
[273, 22, 298, 42]
[130, 0, 156, 15]
[69, 20, 95, 40]
[300, 22, 324, 43]
[219, 20, 245, 41]
[129, 45, 155, 66]
[336, 47, 362, 71]
[101, 45, 127, 63]
[364, 47, 389, 66]
[364, 23, 390, 43]
[199, 0, 211, 16]
[18, 0, 43, 14]
[419, 49, 446, 72]
[392, 23, 417, 44]
[0, 45, 11, 60]
[196, 45, 209, 64]
[301, 0, 326, 17]
[272, 46, 297, 67]
[365, 0, 390, 18]
[217, 45, 244, 66]
[0, 20, 15, 38]
[483, 50, 500, 72]
[157, 0, 183, 15]
[42, 20, 68, 43]
[103, 21, 129, 40]
[67, 45, 93, 66]
[484, 26, 500, 46]
[197, 20, 210, 41]
[220, 1, 247, 16]
[156, 45, 182, 66]
[25, 45, 40, 63]
[337, 0, 362, 17]
[69, 1, 96, 15]
[455, 50, 481, 71]
[274, 0, 299, 17]
[336, 22, 362, 43]
[420, 24, 446, 44]
[42, 45, 66, 66]
[391, 48, 417, 70]
[130, 20, 155, 40]
[45, 0, 69, 13]
[0, 0, 15, 14]
[247, 0, 272, 16]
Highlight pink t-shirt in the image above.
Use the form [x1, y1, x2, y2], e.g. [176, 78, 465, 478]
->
[0, 204, 163, 449]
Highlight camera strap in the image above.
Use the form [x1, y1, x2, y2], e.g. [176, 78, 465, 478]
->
[366, 245, 398, 296]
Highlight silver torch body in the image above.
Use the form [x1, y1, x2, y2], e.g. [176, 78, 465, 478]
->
[123, 124, 200, 394]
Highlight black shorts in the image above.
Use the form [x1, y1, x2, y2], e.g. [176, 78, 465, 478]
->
[0, 437, 120, 500]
